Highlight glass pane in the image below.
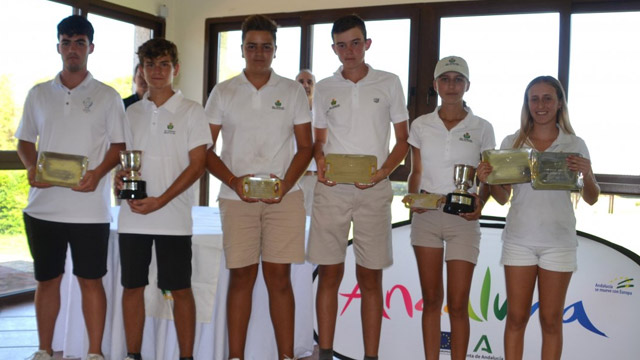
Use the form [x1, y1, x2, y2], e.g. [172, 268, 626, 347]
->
[217, 26, 301, 83]
[440, 13, 559, 150]
[311, 19, 411, 104]
[0, 169, 34, 296]
[569, 12, 640, 175]
[0, 0, 72, 151]
[88, 13, 153, 100]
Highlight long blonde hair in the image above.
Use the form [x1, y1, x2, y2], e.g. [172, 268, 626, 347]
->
[512, 76, 575, 148]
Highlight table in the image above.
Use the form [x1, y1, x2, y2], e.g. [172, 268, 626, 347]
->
[53, 206, 314, 359]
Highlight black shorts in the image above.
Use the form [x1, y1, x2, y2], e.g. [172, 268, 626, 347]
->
[119, 233, 192, 291]
[23, 212, 109, 281]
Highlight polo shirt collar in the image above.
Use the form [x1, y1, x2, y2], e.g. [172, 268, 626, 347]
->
[142, 89, 183, 114]
[433, 106, 478, 129]
[549, 127, 573, 148]
[335, 64, 375, 83]
[239, 69, 278, 89]
[52, 71, 94, 90]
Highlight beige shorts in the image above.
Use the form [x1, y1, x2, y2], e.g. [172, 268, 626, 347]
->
[219, 190, 305, 269]
[307, 179, 393, 269]
[410, 209, 481, 264]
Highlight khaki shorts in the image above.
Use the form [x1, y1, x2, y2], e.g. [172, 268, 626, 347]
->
[410, 209, 481, 264]
[219, 190, 305, 269]
[307, 179, 393, 269]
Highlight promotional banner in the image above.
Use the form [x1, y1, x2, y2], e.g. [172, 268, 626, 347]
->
[315, 220, 640, 359]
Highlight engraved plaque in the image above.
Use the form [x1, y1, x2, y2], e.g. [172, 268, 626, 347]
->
[482, 149, 532, 185]
[404, 193, 445, 210]
[530, 152, 583, 190]
[324, 154, 377, 184]
[35, 151, 88, 187]
[242, 177, 281, 200]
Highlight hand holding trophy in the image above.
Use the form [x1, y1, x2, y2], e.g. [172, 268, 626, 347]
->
[443, 164, 476, 215]
[118, 150, 147, 199]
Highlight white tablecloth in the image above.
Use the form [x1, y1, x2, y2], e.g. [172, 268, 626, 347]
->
[53, 206, 314, 359]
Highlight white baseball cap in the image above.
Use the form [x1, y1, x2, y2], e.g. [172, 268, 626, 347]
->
[434, 56, 469, 80]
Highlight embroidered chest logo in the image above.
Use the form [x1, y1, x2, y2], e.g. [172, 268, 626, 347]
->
[164, 122, 176, 135]
[82, 97, 93, 113]
[459, 132, 473, 143]
[272, 99, 285, 110]
[329, 98, 340, 110]
[373, 98, 380, 103]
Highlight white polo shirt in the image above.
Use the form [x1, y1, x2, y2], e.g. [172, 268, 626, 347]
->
[313, 65, 409, 168]
[205, 70, 311, 200]
[408, 107, 495, 195]
[501, 130, 590, 247]
[15, 72, 126, 223]
[118, 90, 213, 235]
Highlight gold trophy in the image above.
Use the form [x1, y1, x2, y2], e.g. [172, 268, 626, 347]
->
[443, 164, 476, 215]
[35, 151, 88, 187]
[241, 176, 282, 200]
[324, 154, 377, 184]
[118, 150, 147, 199]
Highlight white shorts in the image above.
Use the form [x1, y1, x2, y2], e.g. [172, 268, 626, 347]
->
[501, 242, 577, 272]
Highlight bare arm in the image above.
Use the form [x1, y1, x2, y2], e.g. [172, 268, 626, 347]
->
[356, 120, 409, 189]
[128, 144, 207, 215]
[205, 124, 255, 202]
[263, 122, 312, 203]
[17, 140, 50, 188]
[406, 145, 422, 194]
[476, 161, 511, 205]
[73, 142, 126, 192]
[567, 154, 600, 205]
[313, 127, 334, 186]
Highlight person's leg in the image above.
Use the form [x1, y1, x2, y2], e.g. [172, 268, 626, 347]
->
[537, 268, 572, 360]
[24, 214, 68, 356]
[77, 276, 106, 355]
[68, 222, 110, 356]
[503, 265, 538, 360]
[262, 261, 295, 359]
[227, 264, 259, 359]
[445, 260, 475, 360]
[119, 233, 153, 356]
[413, 245, 444, 360]
[171, 288, 196, 358]
[122, 286, 145, 354]
[355, 265, 383, 358]
[34, 275, 63, 355]
[316, 263, 345, 352]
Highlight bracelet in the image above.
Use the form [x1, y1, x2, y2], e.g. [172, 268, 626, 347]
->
[227, 175, 236, 187]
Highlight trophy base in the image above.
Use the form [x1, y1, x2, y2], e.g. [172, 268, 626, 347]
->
[443, 192, 475, 215]
[119, 180, 147, 199]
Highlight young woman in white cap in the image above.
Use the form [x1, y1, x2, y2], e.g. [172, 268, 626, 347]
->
[477, 76, 599, 360]
[404, 56, 495, 359]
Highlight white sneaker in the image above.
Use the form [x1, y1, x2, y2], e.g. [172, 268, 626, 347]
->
[27, 351, 53, 360]
[124, 357, 138, 360]
[87, 354, 105, 360]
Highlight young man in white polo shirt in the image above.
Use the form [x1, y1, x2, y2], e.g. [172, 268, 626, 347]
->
[116, 38, 211, 360]
[307, 14, 410, 360]
[15, 15, 126, 360]
[205, 14, 312, 360]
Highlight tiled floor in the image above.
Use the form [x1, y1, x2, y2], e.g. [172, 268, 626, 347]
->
[0, 293, 41, 359]
[0, 293, 321, 360]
